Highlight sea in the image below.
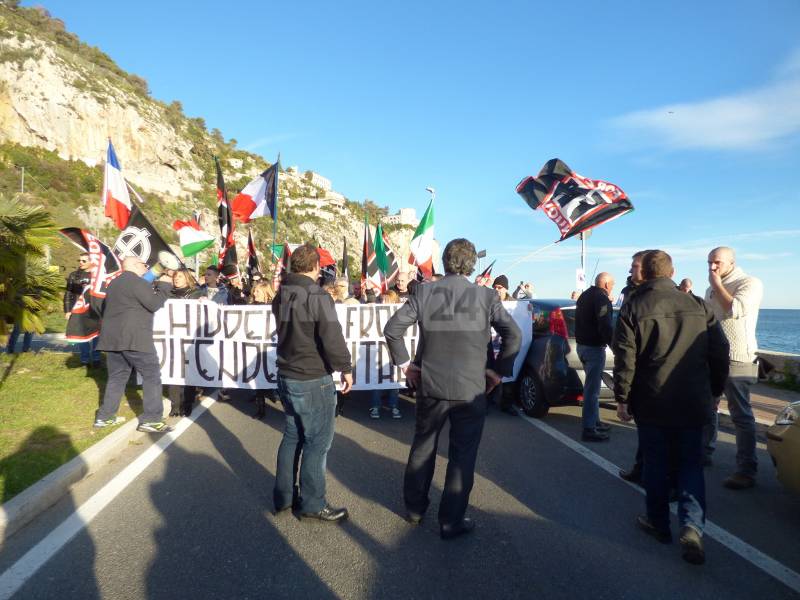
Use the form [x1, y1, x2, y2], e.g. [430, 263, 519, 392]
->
[757, 309, 800, 355]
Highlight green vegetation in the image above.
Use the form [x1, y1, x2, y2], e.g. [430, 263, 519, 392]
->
[0, 351, 143, 501]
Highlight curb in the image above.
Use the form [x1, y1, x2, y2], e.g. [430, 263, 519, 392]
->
[0, 400, 170, 542]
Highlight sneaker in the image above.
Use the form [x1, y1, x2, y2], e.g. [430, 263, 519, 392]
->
[391, 407, 402, 419]
[93, 416, 126, 428]
[679, 526, 705, 565]
[369, 407, 380, 419]
[581, 428, 609, 442]
[137, 421, 174, 433]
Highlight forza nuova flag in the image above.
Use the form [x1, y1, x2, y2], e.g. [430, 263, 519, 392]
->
[409, 199, 435, 279]
[103, 140, 132, 229]
[215, 156, 238, 270]
[516, 159, 633, 242]
[231, 163, 279, 222]
[59, 228, 121, 341]
[172, 219, 214, 257]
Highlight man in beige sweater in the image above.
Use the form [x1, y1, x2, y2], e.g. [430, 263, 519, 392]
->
[704, 247, 763, 490]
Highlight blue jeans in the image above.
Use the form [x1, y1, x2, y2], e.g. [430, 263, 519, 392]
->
[274, 374, 337, 514]
[638, 425, 706, 535]
[370, 388, 399, 409]
[79, 338, 101, 365]
[5, 324, 33, 354]
[577, 344, 605, 430]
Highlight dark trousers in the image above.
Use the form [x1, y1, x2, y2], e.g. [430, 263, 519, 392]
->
[638, 425, 706, 535]
[98, 350, 164, 424]
[5, 324, 32, 354]
[404, 394, 487, 527]
[274, 374, 337, 514]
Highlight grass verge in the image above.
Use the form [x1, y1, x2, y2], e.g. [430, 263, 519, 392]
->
[0, 350, 142, 502]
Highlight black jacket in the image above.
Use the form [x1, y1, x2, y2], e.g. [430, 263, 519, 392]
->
[618, 276, 640, 307]
[272, 272, 352, 380]
[611, 277, 730, 427]
[383, 274, 521, 401]
[575, 286, 613, 347]
[97, 271, 171, 353]
[64, 268, 91, 313]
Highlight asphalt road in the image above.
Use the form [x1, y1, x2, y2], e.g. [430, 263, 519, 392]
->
[1, 390, 799, 600]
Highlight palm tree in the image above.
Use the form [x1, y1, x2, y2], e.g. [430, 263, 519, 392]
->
[0, 195, 62, 337]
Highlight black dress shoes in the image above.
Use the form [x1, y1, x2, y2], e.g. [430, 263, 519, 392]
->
[299, 505, 349, 523]
[595, 421, 611, 432]
[636, 515, 672, 544]
[405, 512, 423, 526]
[619, 464, 642, 484]
[440, 518, 475, 540]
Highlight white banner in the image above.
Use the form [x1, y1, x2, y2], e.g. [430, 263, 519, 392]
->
[153, 300, 533, 389]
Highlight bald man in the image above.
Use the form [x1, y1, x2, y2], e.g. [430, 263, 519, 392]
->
[704, 246, 763, 489]
[575, 272, 615, 441]
[95, 256, 174, 433]
[679, 278, 693, 293]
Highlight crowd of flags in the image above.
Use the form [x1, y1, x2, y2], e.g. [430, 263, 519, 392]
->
[67, 142, 634, 343]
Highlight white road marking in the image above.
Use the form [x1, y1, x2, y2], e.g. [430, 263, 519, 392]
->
[517, 411, 800, 594]
[0, 398, 214, 600]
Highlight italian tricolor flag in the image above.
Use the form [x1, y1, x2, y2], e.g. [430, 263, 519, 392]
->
[172, 219, 215, 257]
[408, 199, 435, 279]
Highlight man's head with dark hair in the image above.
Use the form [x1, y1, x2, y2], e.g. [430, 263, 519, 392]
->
[642, 250, 674, 280]
[291, 243, 320, 274]
[442, 238, 477, 276]
[629, 249, 655, 285]
[78, 252, 91, 270]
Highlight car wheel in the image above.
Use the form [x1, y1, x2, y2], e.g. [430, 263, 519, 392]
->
[519, 372, 549, 418]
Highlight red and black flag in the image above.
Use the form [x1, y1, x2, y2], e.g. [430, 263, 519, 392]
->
[516, 159, 633, 242]
[59, 228, 122, 341]
[318, 246, 337, 284]
[246, 229, 260, 283]
[215, 156, 238, 272]
[361, 217, 382, 294]
[341, 237, 350, 282]
[271, 243, 293, 291]
[474, 259, 496, 286]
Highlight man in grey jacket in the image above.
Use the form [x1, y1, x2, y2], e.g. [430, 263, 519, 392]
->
[95, 257, 173, 433]
[384, 238, 521, 540]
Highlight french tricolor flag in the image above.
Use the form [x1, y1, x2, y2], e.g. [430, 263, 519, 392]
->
[103, 140, 132, 230]
[231, 163, 278, 223]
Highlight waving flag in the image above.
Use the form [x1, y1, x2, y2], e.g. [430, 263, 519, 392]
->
[232, 163, 279, 223]
[59, 228, 121, 341]
[341, 237, 350, 282]
[409, 199, 435, 279]
[516, 159, 634, 242]
[374, 222, 399, 292]
[475, 259, 496, 286]
[361, 218, 382, 293]
[246, 229, 260, 282]
[102, 140, 132, 229]
[271, 243, 294, 291]
[214, 157, 238, 271]
[173, 219, 214, 257]
[114, 204, 181, 270]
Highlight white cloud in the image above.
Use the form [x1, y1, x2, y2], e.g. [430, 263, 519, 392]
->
[609, 50, 800, 151]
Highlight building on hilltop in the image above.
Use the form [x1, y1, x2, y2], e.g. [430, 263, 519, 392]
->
[383, 208, 419, 229]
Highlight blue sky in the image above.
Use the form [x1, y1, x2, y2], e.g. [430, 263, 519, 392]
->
[28, 0, 800, 307]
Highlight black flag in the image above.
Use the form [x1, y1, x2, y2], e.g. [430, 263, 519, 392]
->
[113, 204, 182, 269]
[246, 229, 260, 282]
[516, 159, 633, 242]
[215, 156, 238, 273]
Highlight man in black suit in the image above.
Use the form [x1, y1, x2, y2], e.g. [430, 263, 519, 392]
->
[384, 238, 521, 539]
[95, 257, 173, 433]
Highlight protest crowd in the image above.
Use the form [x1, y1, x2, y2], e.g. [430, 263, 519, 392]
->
[40, 149, 765, 566]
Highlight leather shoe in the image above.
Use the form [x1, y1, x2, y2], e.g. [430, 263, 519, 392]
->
[595, 421, 611, 432]
[299, 505, 349, 523]
[636, 515, 672, 544]
[723, 473, 755, 490]
[440, 518, 475, 540]
[619, 465, 642, 484]
[581, 428, 609, 442]
[679, 526, 705, 565]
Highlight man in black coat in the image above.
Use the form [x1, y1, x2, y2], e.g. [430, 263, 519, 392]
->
[64, 252, 100, 366]
[575, 272, 615, 441]
[384, 238, 521, 539]
[613, 250, 729, 565]
[95, 257, 173, 433]
[272, 244, 353, 523]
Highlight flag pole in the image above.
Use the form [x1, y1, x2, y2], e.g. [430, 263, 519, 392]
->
[271, 153, 280, 265]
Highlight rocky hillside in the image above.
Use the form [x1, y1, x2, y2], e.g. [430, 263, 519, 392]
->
[0, 3, 424, 276]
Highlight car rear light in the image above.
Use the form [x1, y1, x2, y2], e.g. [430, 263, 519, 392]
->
[549, 308, 569, 339]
